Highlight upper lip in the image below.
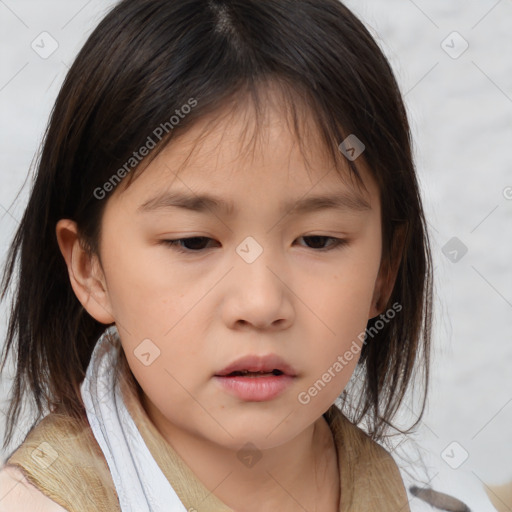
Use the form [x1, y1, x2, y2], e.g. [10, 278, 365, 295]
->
[215, 354, 297, 377]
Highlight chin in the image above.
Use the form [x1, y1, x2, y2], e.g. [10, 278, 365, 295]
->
[208, 412, 310, 450]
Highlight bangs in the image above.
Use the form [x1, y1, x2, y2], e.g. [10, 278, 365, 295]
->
[118, 76, 368, 200]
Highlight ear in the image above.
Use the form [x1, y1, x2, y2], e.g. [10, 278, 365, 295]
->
[55, 219, 115, 324]
[368, 223, 407, 318]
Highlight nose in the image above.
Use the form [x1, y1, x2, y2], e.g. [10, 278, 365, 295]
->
[221, 244, 295, 332]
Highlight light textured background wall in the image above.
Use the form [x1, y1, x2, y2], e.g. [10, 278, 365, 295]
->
[0, 0, 511, 494]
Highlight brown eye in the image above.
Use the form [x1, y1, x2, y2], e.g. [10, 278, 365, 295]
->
[160, 236, 348, 254]
[161, 237, 219, 252]
[298, 236, 348, 251]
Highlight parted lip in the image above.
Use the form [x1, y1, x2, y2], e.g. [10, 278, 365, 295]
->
[215, 354, 298, 377]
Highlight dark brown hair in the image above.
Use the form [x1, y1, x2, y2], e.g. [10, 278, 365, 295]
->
[1, 0, 433, 451]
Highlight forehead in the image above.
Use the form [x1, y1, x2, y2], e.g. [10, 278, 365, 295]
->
[111, 89, 380, 215]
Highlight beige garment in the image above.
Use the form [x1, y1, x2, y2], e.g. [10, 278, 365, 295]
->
[1, 360, 411, 511]
[485, 481, 512, 512]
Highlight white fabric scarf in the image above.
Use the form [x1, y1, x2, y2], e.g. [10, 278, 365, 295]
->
[80, 325, 188, 512]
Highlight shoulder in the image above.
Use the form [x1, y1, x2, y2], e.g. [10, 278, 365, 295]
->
[3, 411, 119, 512]
[0, 464, 69, 512]
[325, 405, 402, 471]
[324, 405, 412, 510]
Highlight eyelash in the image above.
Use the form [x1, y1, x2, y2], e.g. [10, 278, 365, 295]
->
[160, 236, 348, 253]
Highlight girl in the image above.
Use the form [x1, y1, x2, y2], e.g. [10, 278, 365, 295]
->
[0, 0, 435, 510]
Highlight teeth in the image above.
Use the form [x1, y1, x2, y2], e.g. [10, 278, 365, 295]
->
[230, 369, 283, 376]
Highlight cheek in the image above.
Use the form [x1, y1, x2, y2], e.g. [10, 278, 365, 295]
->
[307, 251, 381, 339]
[300, 236, 382, 385]
[100, 232, 190, 331]
[121, 328, 205, 415]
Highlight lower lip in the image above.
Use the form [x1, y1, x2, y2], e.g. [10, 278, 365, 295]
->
[214, 374, 294, 401]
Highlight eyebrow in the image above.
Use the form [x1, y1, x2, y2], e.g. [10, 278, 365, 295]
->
[137, 190, 372, 216]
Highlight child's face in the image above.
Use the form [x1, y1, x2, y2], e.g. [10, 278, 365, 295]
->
[95, 101, 387, 450]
